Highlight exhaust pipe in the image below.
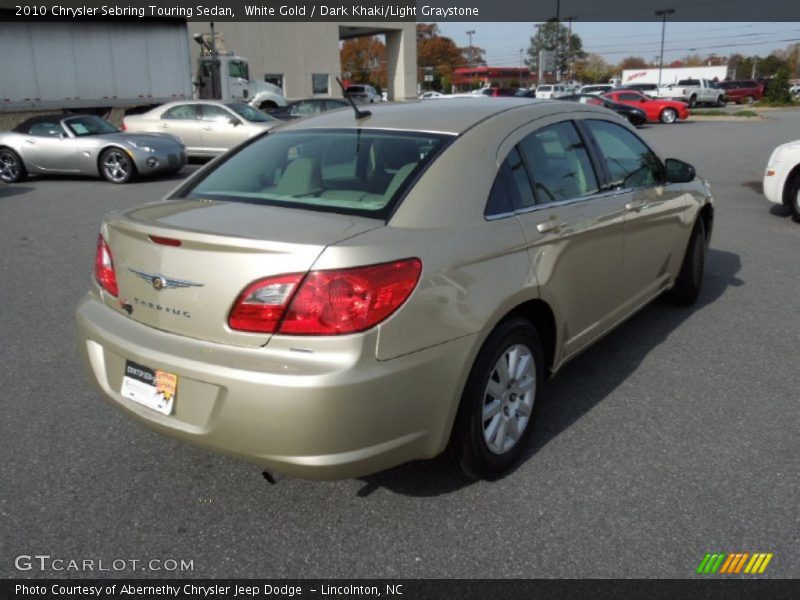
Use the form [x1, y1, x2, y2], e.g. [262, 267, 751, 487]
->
[261, 469, 285, 485]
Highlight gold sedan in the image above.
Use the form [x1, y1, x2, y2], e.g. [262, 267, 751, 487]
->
[76, 98, 713, 480]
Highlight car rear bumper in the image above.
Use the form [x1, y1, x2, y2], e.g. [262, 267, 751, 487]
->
[75, 293, 475, 479]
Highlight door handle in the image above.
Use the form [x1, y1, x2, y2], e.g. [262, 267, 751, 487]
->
[24, 139, 36, 144]
[625, 201, 645, 212]
[159, 123, 169, 128]
[536, 218, 563, 234]
[202, 126, 213, 131]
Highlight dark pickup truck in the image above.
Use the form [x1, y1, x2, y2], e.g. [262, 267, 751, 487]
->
[718, 80, 765, 104]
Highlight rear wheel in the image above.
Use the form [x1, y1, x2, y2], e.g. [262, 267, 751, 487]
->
[743, 96, 754, 105]
[100, 147, 134, 184]
[449, 317, 544, 480]
[668, 219, 706, 305]
[716, 96, 726, 107]
[660, 108, 678, 124]
[0, 148, 26, 183]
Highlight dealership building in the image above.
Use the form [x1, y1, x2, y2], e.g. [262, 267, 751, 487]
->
[187, 22, 417, 101]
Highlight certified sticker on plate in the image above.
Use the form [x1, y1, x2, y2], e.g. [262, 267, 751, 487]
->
[120, 360, 177, 415]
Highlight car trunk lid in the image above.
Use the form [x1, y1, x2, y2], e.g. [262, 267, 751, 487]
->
[104, 199, 381, 347]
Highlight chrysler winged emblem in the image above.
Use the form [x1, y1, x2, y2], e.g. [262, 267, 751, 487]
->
[129, 268, 204, 291]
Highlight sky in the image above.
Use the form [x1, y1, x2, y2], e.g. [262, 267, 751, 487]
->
[437, 22, 800, 67]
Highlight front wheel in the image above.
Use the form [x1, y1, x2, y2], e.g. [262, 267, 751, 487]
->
[716, 96, 726, 107]
[788, 175, 800, 222]
[449, 317, 544, 480]
[0, 148, 27, 183]
[100, 147, 134, 184]
[660, 108, 678, 124]
[667, 219, 706, 305]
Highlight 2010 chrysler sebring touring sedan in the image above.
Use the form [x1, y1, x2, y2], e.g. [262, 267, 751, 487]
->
[76, 99, 714, 481]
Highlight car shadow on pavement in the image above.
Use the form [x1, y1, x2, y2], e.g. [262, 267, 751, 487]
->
[0, 184, 35, 198]
[356, 247, 743, 498]
[768, 204, 793, 219]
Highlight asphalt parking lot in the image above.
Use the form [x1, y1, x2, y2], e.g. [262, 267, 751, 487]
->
[1, 110, 799, 579]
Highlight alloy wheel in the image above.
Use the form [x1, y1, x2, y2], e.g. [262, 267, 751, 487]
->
[102, 150, 130, 183]
[482, 343, 537, 455]
[0, 151, 19, 182]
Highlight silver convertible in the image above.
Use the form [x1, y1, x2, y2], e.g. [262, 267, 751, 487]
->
[0, 114, 186, 184]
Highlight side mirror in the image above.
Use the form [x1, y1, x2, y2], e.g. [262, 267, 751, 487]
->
[665, 158, 696, 183]
[229, 117, 242, 127]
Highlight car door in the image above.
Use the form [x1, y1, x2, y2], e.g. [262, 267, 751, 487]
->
[580, 118, 690, 308]
[158, 104, 203, 153]
[503, 119, 629, 360]
[199, 104, 249, 154]
[20, 120, 80, 172]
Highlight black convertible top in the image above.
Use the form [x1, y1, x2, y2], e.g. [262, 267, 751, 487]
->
[12, 114, 72, 134]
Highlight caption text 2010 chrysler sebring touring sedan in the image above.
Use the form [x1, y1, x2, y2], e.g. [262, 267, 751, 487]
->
[75, 98, 714, 481]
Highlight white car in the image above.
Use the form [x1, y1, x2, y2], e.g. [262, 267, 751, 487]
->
[419, 91, 445, 100]
[345, 84, 382, 104]
[579, 84, 614, 95]
[790, 84, 800, 97]
[763, 140, 800, 221]
[535, 84, 568, 99]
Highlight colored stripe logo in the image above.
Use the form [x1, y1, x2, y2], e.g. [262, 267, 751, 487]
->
[697, 552, 773, 574]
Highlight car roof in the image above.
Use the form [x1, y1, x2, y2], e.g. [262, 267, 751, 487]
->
[12, 113, 93, 133]
[277, 98, 607, 135]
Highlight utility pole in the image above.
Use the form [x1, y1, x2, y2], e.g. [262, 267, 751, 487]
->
[655, 8, 675, 91]
[519, 48, 524, 87]
[565, 16, 577, 81]
[752, 56, 758, 79]
[554, 0, 561, 81]
[466, 29, 476, 89]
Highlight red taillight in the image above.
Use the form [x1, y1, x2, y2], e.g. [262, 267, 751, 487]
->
[228, 259, 422, 335]
[228, 273, 304, 334]
[94, 234, 118, 297]
[120, 123, 126, 131]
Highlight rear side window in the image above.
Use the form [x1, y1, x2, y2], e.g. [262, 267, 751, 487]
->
[584, 120, 663, 189]
[28, 121, 62, 137]
[181, 129, 451, 219]
[485, 147, 535, 216]
[518, 121, 599, 204]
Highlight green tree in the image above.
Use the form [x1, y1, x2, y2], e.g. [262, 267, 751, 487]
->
[617, 56, 649, 71]
[574, 54, 614, 83]
[526, 20, 586, 77]
[765, 67, 793, 104]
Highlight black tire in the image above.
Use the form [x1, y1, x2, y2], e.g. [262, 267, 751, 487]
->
[667, 219, 706, 306]
[99, 147, 134, 184]
[660, 108, 678, 124]
[788, 175, 800, 223]
[0, 147, 27, 183]
[449, 317, 544, 480]
[688, 95, 697, 108]
[716, 96, 726, 107]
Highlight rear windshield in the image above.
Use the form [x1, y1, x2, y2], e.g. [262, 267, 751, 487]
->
[179, 129, 452, 219]
[678, 79, 701, 86]
[538, 86, 552, 91]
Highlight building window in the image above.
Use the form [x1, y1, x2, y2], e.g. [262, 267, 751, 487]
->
[312, 74, 329, 95]
[264, 74, 284, 90]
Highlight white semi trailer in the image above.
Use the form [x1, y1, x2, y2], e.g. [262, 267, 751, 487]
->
[0, 20, 285, 114]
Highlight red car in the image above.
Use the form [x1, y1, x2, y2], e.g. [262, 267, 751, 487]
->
[718, 80, 764, 104]
[603, 90, 690, 124]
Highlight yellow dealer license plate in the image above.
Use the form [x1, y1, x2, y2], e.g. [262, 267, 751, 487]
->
[120, 360, 177, 416]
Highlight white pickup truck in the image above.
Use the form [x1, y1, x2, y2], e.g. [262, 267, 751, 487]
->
[656, 79, 726, 108]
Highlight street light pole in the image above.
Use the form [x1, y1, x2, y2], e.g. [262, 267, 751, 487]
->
[519, 48, 524, 87]
[565, 16, 577, 81]
[655, 8, 675, 91]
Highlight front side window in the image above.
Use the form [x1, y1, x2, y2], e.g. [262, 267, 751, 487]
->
[227, 103, 276, 123]
[180, 129, 451, 219]
[63, 116, 118, 137]
[619, 92, 643, 102]
[312, 74, 329, 94]
[584, 119, 663, 189]
[518, 121, 599, 204]
[201, 104, 235, 123]
[163, 105, 200, 120]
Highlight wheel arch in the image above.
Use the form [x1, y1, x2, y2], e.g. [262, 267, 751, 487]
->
[498, 298, 558, 379]
[697, 202, 714, 241]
